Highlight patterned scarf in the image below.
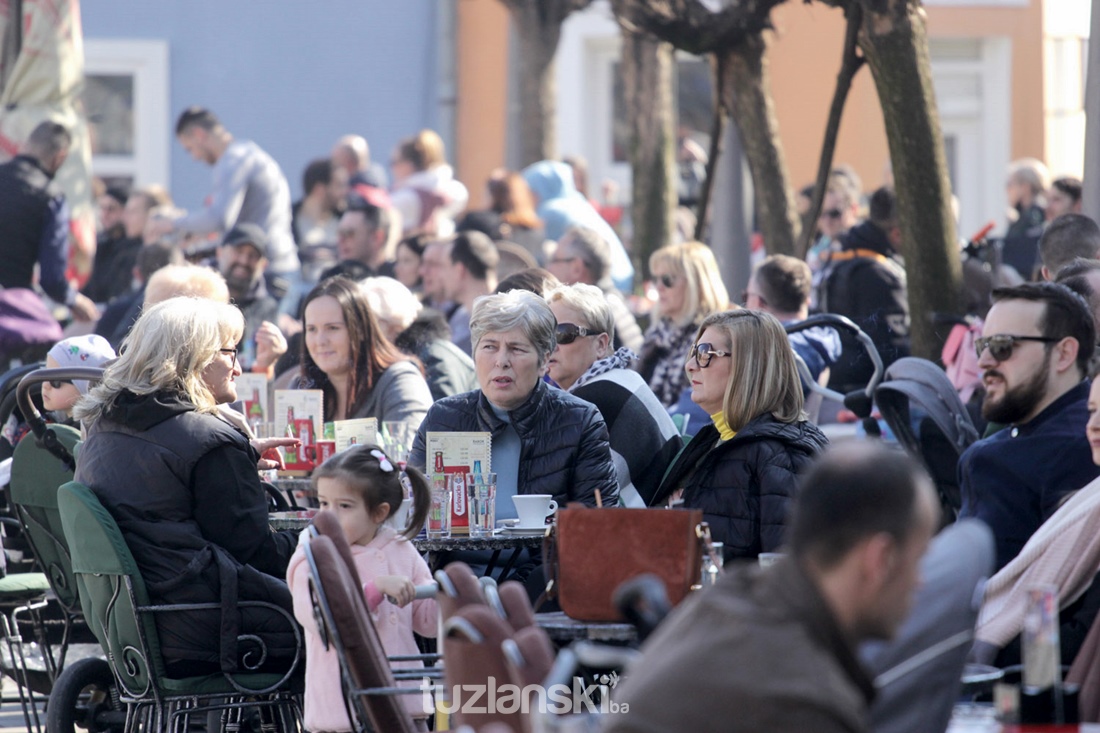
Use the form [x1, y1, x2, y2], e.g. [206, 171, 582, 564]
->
[569, 347, 638, 392]
[646, 319, 697, 407]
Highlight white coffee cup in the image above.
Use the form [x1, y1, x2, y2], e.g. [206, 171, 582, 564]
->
[512, 494, 558, 529]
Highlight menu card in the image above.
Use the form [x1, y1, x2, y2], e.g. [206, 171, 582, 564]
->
[334, 418, 378, 452]
[426, 432, 492, 535]
[235, 373, 269, 432]
[274, 390, 323, 471]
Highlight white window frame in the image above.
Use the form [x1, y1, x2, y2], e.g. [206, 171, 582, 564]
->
[83, 39, 169, 187]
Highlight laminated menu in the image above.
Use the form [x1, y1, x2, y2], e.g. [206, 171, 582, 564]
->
[274, 390, 324, 472]
[425, 432, 492, 535]
[235, 373, 269, 433]
[333, 418, 378, 452]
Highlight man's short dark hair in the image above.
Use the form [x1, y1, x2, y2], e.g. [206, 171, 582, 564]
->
[495, 267, 560, 296]
[1039, 214, 1100, 276]
[1055, 258, 1100, 311]
[868, 186, 897, 230]
[450, 231, 499, 282]
[753, 254, 811, 313]
[1052, 176, 1083, 205]
[789, 443, 933, 568]
[320, 260, 373, 283]
[344, 193, 389, 235]
[562, 227, 611, 284]
[25, 121, 71, 160]
[137, 241, 184, 282]
[991, 281, 1097, 376]
[175, 106, 221, 136]
[302, 158, 334, 194]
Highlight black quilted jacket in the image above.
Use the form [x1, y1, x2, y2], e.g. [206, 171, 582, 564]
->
[651, 414, 828, 560]
[409, 380, 618, 508]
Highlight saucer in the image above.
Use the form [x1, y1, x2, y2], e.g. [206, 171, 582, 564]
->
[497, 526, 547, 537]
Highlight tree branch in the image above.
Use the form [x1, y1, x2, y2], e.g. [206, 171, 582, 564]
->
[798, 1, 865, 258]
[614, 0, 788, 54]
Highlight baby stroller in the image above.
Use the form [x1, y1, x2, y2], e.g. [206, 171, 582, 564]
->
[874, 357, 980, 523]
[1, 366, 124, 733]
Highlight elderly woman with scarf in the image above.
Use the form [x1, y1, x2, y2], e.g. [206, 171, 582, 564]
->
[546, 283, 683, 507]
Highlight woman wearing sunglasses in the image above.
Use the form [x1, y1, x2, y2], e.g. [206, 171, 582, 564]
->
[545, 283, 683, 507]
[637, 242, 730, 421]
[651, 309, 828, 561]
[410, 288, 617, 516]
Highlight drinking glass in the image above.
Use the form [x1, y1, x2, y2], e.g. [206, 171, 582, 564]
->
[427, 478, 452, 538]
[383, 421, 411, 465]
[701, 541, 724, 586]
[466, 473, 497, 537]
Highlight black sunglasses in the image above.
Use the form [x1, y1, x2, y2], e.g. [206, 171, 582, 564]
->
[219, 347, 239, 364]
[688, 342, 731, 369]
[48, 380, 72, 389]
[656, 274, 678, 288]
[820, 208, 843, 219]
[974, 334, 1060, 362]
[555, 323, 599, 345]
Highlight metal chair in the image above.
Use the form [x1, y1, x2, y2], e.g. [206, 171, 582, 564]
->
[57, 480, 303, 733]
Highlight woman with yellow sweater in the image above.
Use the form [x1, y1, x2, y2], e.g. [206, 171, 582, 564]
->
[650, 309, 828, 561]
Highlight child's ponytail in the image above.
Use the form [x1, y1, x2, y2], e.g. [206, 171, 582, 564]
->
[400, 465, 431, 541]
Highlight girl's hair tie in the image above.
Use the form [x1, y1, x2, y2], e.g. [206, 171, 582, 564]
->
[370, 449, 394, 473]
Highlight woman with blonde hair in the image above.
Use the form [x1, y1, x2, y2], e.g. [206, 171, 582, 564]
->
[389, 129, 469, 237]
[74, 297, 300, 675]
[638, 241, 730, 410]
[650, 309, 828, 561]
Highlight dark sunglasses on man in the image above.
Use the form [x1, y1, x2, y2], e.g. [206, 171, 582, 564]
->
[973, 334, 1059, 362]
[820, 208, 843, 220]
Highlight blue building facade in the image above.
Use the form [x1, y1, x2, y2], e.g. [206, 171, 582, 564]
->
[81, 0, 448, 204]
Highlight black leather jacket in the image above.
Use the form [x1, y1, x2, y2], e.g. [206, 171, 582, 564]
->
[652, 414, 828, 560]
[409, 380, 619, 508]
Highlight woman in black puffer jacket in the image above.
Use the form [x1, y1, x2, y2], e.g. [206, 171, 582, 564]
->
[651, 309, 828, 561]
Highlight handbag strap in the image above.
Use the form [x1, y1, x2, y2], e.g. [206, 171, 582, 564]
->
[534, 522, 558, 611]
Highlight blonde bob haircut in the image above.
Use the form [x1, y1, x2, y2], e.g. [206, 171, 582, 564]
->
[649, 241, 730, 327]
[697, 309, 805, 432]
[544, 283, 615, 343]
[74, 297, 244, 426]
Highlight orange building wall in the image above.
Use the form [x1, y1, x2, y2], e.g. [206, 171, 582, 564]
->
[455, 0, 510, 211]
[767, 0, 1044, 195]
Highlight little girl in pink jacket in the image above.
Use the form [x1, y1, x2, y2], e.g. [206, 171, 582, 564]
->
[288, 445, 437, 732]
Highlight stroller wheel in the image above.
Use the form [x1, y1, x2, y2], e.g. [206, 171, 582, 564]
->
[46, 657, 124, 733]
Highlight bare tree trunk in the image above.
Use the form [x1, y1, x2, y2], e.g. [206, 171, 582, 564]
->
[695, 50, 731, 241]
[726, 32, 799, 256]
[623, 29, 677, 267]
[856, 0, 961, 360]
[799, 3, 864, 259]
[510, 8, 561, 165]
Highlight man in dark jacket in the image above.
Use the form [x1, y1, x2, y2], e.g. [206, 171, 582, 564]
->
[0, 121, 97, 321]
[819, 186, 909, 393]
[608, 443, 940, 733]
[959, 282, 1099, 570]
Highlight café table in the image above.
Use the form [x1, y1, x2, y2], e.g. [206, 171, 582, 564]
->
[267, 511, 544, 582]
[534, 612, 638, 645]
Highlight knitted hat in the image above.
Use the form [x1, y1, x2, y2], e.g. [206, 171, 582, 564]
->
[47, 335, 117, 395]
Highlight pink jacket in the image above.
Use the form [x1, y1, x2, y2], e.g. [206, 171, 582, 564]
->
[287, 526, 438, 732]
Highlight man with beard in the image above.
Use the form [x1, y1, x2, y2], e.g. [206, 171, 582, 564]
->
[216, 224, 287, 377]
[959, 282, 1098, 571]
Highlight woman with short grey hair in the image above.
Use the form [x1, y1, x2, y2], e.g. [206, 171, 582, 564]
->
[410, 288, 618, 515]
[544, 284, 682, 507]
[469, 289, 557, 366]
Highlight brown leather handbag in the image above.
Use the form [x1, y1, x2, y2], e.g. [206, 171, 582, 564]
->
[543, 506, 706, 621]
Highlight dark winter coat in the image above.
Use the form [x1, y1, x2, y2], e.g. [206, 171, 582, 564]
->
[408, 379, 618, 508]
[652, 414, 828, 560]
[75, 390, 297, 675]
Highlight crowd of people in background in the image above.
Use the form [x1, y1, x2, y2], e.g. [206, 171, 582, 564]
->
[7, 105, 1100, 731]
